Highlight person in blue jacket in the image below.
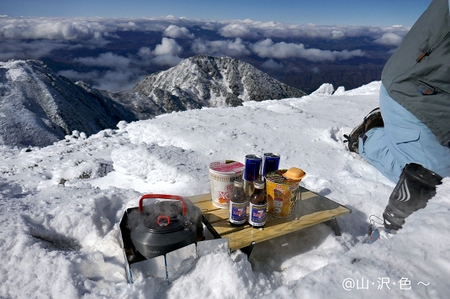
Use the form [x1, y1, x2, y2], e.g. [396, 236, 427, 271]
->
[344, 0, 449, 239]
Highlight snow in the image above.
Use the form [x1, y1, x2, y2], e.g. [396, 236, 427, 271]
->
[1, 81, 449, 299]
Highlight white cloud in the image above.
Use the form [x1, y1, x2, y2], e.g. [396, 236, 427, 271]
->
[260, 59, 284, 70]
[0, 16, 410, 44]
[218, 23, 260, 39]
[216, 20, 352, 40]
[0, 18, 109, 41]
[58, 69, 100, 82]
[97, 69, 139, 91]
[331, 30, 345, 39]
[153, 38, 183, 56]
[59, 68, 143, 91]
[0, 16, 408, 92]
[163, 25, 195, 39]
[191, 38, 251, 57]
[139, 40, 183, 67]
[64, 40, 183, 91]
[74, 52, 131, 68]
[0, 40, 70, 60]
[374, 32, 404, 46]
[251, 39, 365, 62]
[151, 54, 183, 67]
[137, 47, 152, 58]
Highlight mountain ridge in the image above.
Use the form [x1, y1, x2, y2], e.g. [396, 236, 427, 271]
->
[133, 54, 306, 112]
[0, 60, 138, 147]
[0, 56, 306, 147]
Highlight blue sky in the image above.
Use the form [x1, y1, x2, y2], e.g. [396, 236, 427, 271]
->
[1, 0, 431, 26]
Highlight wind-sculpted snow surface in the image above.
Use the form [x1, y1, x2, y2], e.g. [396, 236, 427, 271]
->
[0, 81, 449, 299]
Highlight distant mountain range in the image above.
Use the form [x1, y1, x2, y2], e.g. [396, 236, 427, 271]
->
[0, 55, 306, 147]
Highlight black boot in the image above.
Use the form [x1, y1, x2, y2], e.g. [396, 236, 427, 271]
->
[383, 163, 443, 231]
[344, 107, 384, 154]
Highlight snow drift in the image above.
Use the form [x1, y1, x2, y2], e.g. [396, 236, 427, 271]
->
[1, 81, 449, 299]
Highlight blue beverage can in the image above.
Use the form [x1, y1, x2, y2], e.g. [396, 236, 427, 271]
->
[244, 154, 262, 181]
[262, 153, 280, 177]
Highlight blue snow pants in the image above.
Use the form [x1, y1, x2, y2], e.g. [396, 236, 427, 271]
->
[359, 84, 450, 183]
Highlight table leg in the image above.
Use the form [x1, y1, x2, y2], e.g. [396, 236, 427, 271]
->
[325, 216, 342, 236]
[240, 241, 256, 258]
[202, 215, 221, 239]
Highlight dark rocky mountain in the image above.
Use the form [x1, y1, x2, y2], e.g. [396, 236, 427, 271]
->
[133, 55, 306, 113]
[0, 56, 306, 147]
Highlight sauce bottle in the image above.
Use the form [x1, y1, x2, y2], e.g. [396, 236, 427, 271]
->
[229, 178, 248, 226]
[248, 180, 267, 227]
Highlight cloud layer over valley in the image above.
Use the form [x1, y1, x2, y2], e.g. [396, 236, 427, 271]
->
[0, 16, 408, 92]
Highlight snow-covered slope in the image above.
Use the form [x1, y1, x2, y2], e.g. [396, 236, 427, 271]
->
[134, 55, 306, 111]
[1, 81, 449, 299]
[0, 60, 137, 147]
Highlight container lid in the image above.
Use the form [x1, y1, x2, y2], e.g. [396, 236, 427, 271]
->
[282, 167, 306, 180]
[209, 160, 245, 174]
[266, 169, 304, 186]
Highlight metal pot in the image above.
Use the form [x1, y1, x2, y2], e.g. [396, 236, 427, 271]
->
[129, 194, 200, 259]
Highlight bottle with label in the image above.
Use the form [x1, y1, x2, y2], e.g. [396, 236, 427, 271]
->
[229, 178, 248, 226]
[248, 180, 267, 227]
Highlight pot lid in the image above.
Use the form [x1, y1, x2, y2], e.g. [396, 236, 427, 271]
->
[139, 200, 187, 233]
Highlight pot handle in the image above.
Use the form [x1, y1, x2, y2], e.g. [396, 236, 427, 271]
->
[138, 194, 187, 215]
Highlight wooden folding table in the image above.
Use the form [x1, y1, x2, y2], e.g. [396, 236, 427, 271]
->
[188, 187, 351, 254]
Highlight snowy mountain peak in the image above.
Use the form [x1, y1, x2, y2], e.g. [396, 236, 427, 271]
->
[3, 59, 46, 81]
[0, 60, 136, 147]
[133, 55, 306, 111]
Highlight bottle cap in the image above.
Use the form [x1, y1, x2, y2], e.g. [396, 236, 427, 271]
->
[233, 178, 244, 187]
[253, 180, 265, 189]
